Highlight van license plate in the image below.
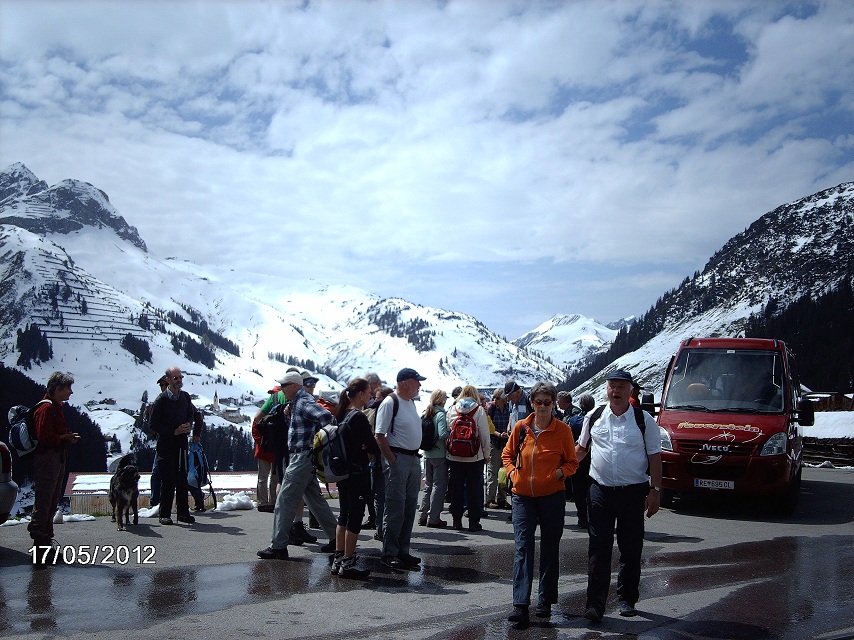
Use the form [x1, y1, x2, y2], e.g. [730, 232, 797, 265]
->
[694, 478, 734, 490]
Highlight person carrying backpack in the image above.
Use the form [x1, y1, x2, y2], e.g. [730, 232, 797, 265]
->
[252, 381, 285, 513]
[27, 371, 80, 562]
[445, 385, 491, 532]
[575, 369, 663, 622]
[329, 378, 381, 579]
[417, 389, 449, 528]
[501, 381, 578, 629]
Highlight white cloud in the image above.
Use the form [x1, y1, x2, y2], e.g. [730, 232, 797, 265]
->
[1, 0, 851, 338]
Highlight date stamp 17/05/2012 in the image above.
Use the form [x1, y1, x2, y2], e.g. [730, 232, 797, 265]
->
[29, 544, 157, 565]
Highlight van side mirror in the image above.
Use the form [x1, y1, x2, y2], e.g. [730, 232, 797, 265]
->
[797, 398, 814, 426]
[640, 392, 657, 417]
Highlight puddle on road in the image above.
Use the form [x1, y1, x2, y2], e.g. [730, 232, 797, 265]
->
[0, 535, 851, 638]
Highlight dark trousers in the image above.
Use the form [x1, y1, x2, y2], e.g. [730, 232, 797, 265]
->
[571, 457, 592, 525]
[337, 473, 370, 534]
[586, 481, 648, 612]
[28, 449, 66, 544]
[158, 446, 190, 518]
[371, 462, 385, 538]
[512, 490, 566, 607]
[149, 454, 161, 506]
[448, 459, 485, 524]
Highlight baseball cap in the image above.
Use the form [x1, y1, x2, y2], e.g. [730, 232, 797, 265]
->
[397, 368, 426, 383]
[606, 369, 635, 384]
[502, 380, 521, 397]
[277, 372, 304, 387]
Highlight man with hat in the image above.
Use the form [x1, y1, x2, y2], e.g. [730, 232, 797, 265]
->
[575, 369, 663, 621]
[143, 375, 170, 509]
[257, 371, 338, 560]
[503, 380, 532, 429]
[374, 367, 427, 570]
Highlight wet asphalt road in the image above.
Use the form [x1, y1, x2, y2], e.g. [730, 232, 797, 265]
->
[1, 466, 853, 640]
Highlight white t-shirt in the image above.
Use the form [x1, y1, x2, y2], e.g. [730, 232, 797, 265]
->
[375, 393, 422, 450]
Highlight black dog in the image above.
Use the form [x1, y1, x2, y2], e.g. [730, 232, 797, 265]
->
[110, 464, 140, 531]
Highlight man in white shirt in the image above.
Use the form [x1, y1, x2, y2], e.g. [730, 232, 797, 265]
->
[575, 369, 662, 621]
[375, 367, 426, 570]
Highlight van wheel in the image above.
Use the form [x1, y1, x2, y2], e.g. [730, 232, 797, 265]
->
[772, 469, 801, 517]
[660, 489, 675, 509]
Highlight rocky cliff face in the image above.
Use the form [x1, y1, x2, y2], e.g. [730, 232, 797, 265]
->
[0, 163, 147, 252]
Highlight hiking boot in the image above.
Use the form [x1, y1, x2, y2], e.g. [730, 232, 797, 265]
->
[330, 551, 344, 575]
[619, 601, 638, 617]
[159, 517, 174, 526]
[257, 546, 289, 560]
[287, 527, 305, 546]
[507, 605, 528, 622]
[176, 513, 195, 524]
[339, 555, 370, 579]
[291, 521, 317, 543]
[508, 606, 529, 629]
[398, 553, 421, 567]
[584, 606, 603, 622]
[381, 555, 405, 570]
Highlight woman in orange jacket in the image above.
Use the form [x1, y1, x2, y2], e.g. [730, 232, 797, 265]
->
[501, 381, 578, 629]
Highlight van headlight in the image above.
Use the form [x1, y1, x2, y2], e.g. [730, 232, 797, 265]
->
[659, 426, 673, 452]
[760, 432, 787, 456]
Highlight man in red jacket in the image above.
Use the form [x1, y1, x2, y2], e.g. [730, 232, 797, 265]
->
[28, 371, 80, 559]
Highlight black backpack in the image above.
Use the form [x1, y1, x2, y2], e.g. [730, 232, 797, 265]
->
[419, 412, 439, 451]
[257, 402, 289, 455]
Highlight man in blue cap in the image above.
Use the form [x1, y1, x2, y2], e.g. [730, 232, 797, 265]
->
[575, 369, 662, 621]
[375, 367, 426, 570]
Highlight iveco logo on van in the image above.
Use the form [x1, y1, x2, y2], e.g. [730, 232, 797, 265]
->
[701, 444, 731, 452]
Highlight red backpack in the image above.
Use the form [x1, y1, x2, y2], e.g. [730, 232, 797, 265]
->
[446, 406, 480, 457]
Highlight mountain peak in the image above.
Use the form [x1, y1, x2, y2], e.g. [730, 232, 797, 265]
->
[513, 313, 617, 369]
[0, 163, 148, 252]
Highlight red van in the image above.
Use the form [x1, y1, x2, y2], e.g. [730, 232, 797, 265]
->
[650, 337, 814, 516]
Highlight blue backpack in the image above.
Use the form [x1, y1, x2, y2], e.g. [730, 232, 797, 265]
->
[7, 399, 52, 457]
[187, 442, 217, 507]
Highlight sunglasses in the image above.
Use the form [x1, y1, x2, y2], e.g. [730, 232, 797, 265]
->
[532, 399, 553, 406]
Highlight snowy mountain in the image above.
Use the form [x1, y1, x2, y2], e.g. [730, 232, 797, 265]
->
[571, 181, 854, 401]
[0, 163, 566, 458]
[512, 314, 617, 370]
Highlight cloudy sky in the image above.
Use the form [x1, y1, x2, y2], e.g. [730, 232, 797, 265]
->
[1, 1, 852, 339]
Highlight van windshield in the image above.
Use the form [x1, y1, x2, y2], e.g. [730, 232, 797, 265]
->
[663, 348, 785, 413]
